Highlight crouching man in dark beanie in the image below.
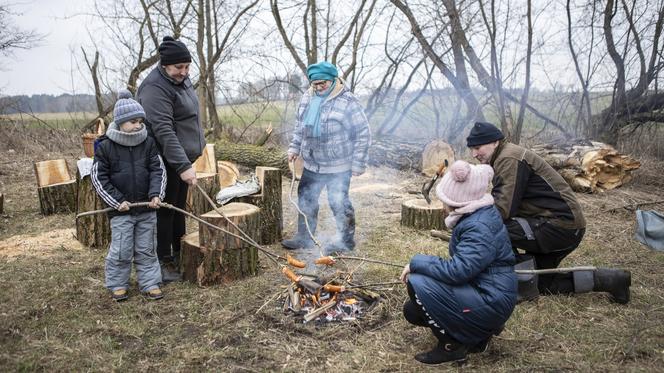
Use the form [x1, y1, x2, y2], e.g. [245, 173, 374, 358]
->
[466, 121, 631, 304]
[137, 36, 205, 282]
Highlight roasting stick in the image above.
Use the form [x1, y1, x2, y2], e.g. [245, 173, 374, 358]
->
[76, 200, 283, 267]
[287, 164, 324, 257]
[78, 195, 594, 277]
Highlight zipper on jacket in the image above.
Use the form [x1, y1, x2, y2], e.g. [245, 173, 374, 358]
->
[129, 147, 136, 214]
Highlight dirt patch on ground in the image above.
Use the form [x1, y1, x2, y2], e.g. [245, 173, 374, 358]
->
[0, 228, 84, 261]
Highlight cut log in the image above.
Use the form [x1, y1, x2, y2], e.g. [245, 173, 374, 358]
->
[217, 161, 240, 188]
[531, 141, 641, 193]
[192, 202, 260, 284]
[34, 159, 76, 215]
[401, 199, 446, 230]
[76, 169, 111, 249]
[186, 172, 219, 217]
[235, 167, 283, 244]
[215, 140, 288, 173]
[421, 140, 455, 177]
[193, 144, 217, 173]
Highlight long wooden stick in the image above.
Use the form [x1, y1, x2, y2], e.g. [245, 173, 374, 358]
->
[77, 204, 598, 275]
[515, 266, 596, 274]
[76, 201, 283, 266]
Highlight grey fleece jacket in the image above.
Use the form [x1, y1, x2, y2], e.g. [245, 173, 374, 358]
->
[136, 65, 205, 174]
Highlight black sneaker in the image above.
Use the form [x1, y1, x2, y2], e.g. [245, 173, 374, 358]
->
[469, 337, 491, 353]
[414, 342, 468, 365]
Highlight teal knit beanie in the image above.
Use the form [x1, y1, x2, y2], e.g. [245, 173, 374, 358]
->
[307, 61, 338, 81]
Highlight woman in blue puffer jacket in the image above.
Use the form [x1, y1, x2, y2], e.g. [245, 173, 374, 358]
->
[400, 160, 517, 365]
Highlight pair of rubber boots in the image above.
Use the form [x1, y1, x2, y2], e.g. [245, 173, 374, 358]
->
[518, 258, 631, 304]
[281, 233, 355, 254]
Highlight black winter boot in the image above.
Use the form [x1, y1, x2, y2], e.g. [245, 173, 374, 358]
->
[593, 268, 631, 304]
[414, 340, 468, 365]
[281, 234, 315, 250]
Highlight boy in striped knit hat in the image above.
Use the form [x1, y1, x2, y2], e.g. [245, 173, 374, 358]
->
[92, 89, 167, 302]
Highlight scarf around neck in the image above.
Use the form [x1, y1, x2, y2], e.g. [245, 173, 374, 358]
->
[303, 79, 336, 137]
[444, 193, 495, 229]
[106, 121, 148, 147]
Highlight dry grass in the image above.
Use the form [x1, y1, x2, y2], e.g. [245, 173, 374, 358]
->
[1, 133, 664, 371]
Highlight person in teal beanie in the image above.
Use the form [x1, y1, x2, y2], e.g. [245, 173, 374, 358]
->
[283, 61, 371, 254]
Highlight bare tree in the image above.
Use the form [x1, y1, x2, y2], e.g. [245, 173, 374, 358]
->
[592, 0, 664, 144]
[0, 5, 43, 58]
[270, 0, 378, 83]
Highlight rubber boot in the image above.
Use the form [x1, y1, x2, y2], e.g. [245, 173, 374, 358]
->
[593, 268, 631, 304]
[281, 234, 315, 250]
[573, 268, 631, 304]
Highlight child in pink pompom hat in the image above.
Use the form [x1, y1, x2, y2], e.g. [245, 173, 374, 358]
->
[400, 159, 516, 365]
[436, 160, 495, 228]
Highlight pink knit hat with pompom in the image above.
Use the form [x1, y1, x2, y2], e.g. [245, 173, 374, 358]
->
[435, 160, 494, 207]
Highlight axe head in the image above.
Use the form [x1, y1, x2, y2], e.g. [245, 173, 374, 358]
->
[422, 179, 434, 204]
[421, 159, 449, 204]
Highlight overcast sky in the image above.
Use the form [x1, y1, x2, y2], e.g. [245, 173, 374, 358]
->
[2, 0, 89, 96]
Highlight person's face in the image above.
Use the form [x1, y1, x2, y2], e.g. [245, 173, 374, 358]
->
[470, 141, 500, 164]
[119, 118, 143, 133]
[310, 79, 332, 93]
[163, 63, 191, 83]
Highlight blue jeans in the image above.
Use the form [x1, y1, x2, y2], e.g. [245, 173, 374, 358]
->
[106, 212, 162, 292]
[297, 168, 355, 246]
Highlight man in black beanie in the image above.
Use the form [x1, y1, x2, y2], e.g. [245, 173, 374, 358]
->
[137, 36, 204, 282]
[466, 121, 631, 304]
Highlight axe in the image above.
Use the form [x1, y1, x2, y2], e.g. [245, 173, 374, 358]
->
[421, 159, 449, 204]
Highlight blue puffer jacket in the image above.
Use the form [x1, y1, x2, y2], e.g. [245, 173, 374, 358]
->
[408, 205, 517, 346]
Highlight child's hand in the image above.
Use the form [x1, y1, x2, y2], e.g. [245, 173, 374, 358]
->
[117, 201, 130, 211]
[400, 264, 411, 284]
[149, 197, 161, 209]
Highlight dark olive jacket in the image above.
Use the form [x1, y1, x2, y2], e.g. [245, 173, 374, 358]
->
[490, 141, 586, 230]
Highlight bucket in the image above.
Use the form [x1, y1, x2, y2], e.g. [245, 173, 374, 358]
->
[82, 119, 106, 158]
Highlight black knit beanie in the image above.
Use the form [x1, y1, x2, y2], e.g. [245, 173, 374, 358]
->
[158, 36, 192, 66]
[466, 121, 505, 147]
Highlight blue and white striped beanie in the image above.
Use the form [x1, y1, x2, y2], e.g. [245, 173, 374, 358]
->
[113, 89, 145, 125]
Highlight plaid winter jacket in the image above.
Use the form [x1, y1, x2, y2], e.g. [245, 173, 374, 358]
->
[288, 78, 371, 174]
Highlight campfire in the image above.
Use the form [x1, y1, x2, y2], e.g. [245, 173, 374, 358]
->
[280, 257, 381, 323]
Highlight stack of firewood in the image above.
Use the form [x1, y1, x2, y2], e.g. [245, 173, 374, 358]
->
[531, 141, 641, 193]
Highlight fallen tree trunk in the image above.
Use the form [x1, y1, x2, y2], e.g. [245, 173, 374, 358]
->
[530, 141, 640, 193]
[215, 140, 288, 172]
[368, 137, 425, 172]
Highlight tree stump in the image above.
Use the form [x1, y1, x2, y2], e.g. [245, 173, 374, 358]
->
[76, 169, 111, 249]
[34, 159, 76, 215]
[186, 202, 260, 285]
[401, 199, 446, 230]
[187, 172, 219, 217]
[236, 166, 283, 244]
